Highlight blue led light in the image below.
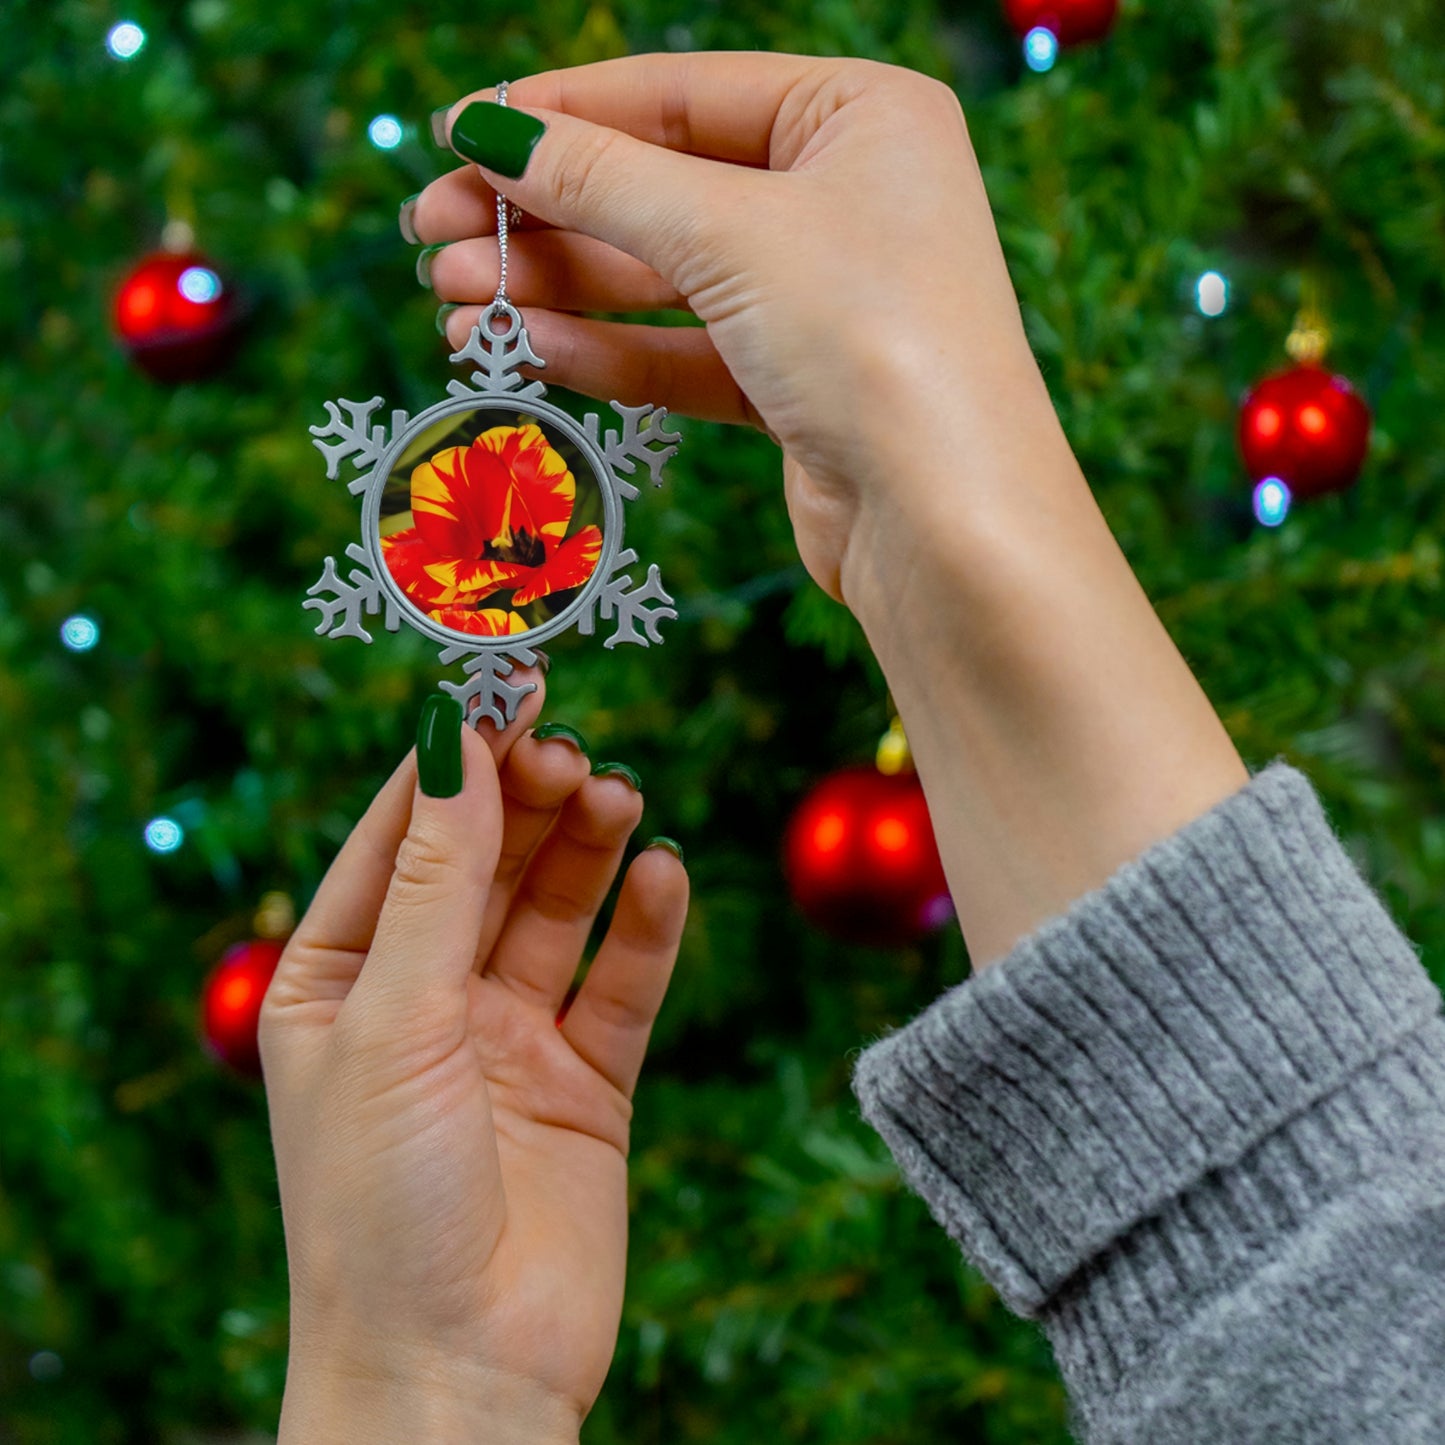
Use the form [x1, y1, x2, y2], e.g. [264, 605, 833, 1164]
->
[368, 114, 404, 150]
[1196, 270, 1229, 317]
[60, 615, 101, 652]
[1024, 26, 1059, 72]
[106, 21, 146, 59]
[1253, 477, 1292, 528]
[178, 266, 222, 303]
[144, 817, 185, 853]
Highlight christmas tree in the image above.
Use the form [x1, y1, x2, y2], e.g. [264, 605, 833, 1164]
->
[5, 0, 1444, 1440]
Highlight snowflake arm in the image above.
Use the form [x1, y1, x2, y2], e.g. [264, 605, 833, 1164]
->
[583, 402, 682, 500]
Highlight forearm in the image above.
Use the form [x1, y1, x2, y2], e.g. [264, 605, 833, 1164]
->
[841, 375, 1249, 971]
[279, 1343, 582, 1445]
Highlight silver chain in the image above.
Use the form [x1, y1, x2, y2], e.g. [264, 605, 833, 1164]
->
[491, 82, 523, 316]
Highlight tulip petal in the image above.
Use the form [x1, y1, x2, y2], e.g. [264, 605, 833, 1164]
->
[428, 606, 529, 637]
[509, 525, 603, 607]
[422, 557, 528, 602]
[382, 526, 466, 608]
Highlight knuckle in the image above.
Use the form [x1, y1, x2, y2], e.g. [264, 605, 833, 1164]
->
[550, 125, 625, 218]
[390, 821, 467, 896]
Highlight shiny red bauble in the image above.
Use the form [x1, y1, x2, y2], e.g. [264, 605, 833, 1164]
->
[1238, 363, 1372, 500]
[113, 250, 239, 382]
[1003, 0, 1119, 45]
[200, 939, 283, 1077]
[784, 766, 954, 947]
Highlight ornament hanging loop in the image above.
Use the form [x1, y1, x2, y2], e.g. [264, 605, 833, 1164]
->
[489, 81, 525, 324]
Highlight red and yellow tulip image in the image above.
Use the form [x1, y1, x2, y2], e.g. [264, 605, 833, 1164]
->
[381, 422, 603, 634]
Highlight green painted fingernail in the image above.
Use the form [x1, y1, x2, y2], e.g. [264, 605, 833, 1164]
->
[416, 242, 448, 289]
[398, 193, 422, 245]
[644, 836, 684, 865]
[429, 105, 453, 148]
[533, 722, 589, 755]
[532, 648, 552, 676]
[417, 694, 464, 798]
[450, 100, 547, 179]
[591, 760, 642, 791]
[434, 302, 460, 337]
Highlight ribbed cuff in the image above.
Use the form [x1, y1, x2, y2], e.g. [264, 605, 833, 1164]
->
[849, 758, 1444, 1324]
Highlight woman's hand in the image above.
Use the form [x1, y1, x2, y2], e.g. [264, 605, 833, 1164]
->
[259, 680, 688, 1443]
[410, 52, 1071, 611]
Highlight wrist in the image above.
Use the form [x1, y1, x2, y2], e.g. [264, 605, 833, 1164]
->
[279, 1340, 582, 1445]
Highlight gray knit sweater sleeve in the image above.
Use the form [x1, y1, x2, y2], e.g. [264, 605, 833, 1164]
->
[849, 758, 1445, 1442]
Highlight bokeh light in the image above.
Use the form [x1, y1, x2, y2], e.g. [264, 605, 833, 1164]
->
[105, 21, 146, 59]
[1196, 270, 1229, 317]
[178, 266, 223, 304]
[60, 615, 100, 652]
[1024, 26, 1059, 72]
[144, 817, 185, 853]
[1253, 477, 1292, 528]
[368, 114, 404, 150]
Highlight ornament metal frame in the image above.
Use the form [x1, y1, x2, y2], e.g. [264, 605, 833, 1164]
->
[304, 303, 681, 728]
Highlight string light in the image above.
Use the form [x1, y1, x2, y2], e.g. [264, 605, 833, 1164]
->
[1024, 27, 1060, 72]
[105, 21, 146, 59]
[367, 114, 404, 150]
[1196, 270, 1229, 317]
[60, 615, 100, 652]
[1253, 477, 1291, 528]
[178, 266, 223, 303]
[144, 817, 185, 853]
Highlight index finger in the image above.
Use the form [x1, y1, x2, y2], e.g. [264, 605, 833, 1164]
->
[453, 50, 850, 168]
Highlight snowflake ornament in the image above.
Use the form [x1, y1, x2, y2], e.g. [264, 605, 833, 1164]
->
[305, 301, 681, 728]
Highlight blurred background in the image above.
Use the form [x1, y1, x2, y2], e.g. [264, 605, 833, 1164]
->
[4, 0, 1445, 1440]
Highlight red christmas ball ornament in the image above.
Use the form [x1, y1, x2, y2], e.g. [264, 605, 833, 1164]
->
[200, 939, 283, 1077]
[1003, 0, 1119, 46]
[1238, 362, 1372, 501]
[113, 250, 239, 382]
[784, 765, 954, 947]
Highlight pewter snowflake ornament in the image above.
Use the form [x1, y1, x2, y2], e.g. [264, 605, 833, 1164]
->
[304, 301, 681, 728]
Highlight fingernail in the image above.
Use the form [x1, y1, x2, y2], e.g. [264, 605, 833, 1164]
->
[435, 302, 460, 337]
[591, 760, 641, 791]
[417, 694, 464, 798]
[398, 193, 422, 245]
[450, 100, 547, 179]
[429, 105, 453, 148]
[531, 648, 551, 676]
[416, 242, 448, 289]
[644, 836, 685, 865]
[532, 722, 589, 756]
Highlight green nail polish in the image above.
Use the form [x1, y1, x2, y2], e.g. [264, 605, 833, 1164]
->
[417, 694, 464, 798]
[416, 242, 448, 289]
[533, 722, 589, 755]
[434, 302, 460, 337]
[532, 648, 552, 676]
[450, 100, 546, 179]
[644, 836, 685, 865]
[591, 760, 642, 791]
[429, 105, 453, 148]
[398, 193, 422, 245]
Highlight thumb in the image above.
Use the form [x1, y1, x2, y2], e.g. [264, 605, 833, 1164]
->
[346, 695, 503, 1030]
[441, 94, 747, 290]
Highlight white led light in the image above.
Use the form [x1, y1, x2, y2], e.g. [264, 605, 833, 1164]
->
[106, 21, 146, 59]
[1253, 477, 1291, 528]
[1196, 270, 1229, 317]
[1024, 26, 1059, 73]
[178, 266, 222, 303]
[144, 817, 185, 853]
[60, 615, 100, 652]
[368, 114, 404, 150]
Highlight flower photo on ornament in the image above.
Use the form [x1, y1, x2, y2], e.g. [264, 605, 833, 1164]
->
[378, 414, 604, 639]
